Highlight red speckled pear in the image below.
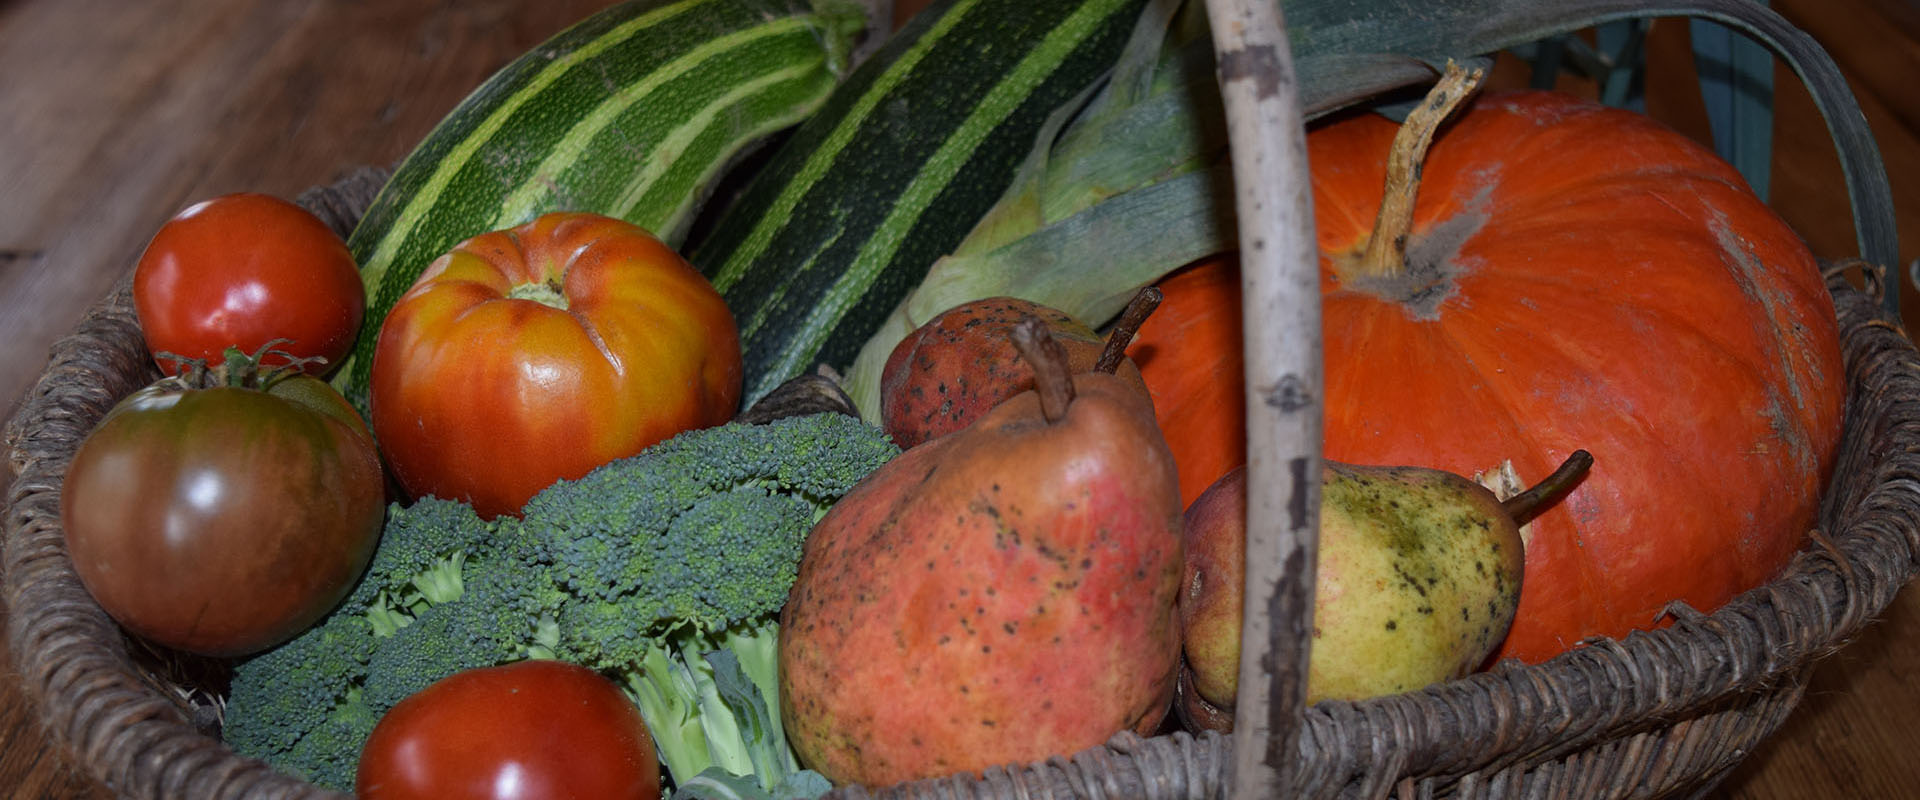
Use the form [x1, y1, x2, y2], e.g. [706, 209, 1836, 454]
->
[780, 319, 1183, 788]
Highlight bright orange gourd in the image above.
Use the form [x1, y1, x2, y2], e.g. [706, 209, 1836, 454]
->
[1128, 90, 1846, 663]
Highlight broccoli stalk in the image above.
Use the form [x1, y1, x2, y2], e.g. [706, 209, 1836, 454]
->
[222, 413, 898, 797]
[627, 617, 800, 793]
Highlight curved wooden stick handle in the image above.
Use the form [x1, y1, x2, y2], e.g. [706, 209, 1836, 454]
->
[1200, 0, 1321, 796]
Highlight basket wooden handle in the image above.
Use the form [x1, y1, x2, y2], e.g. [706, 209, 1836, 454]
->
[1200, 0, 1322, 796]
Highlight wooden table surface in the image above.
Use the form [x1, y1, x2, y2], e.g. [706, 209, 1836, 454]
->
[4, 0, 1919, 797]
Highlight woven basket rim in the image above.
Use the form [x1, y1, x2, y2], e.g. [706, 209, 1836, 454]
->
[6, 175, 1920, 799]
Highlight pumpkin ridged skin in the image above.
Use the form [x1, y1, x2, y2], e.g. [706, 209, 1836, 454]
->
[1129, 91, 1845, 663]
[369, 212, 742, 520]
[1127, 260, 1244, 510]
[780, 370, 1183, 787]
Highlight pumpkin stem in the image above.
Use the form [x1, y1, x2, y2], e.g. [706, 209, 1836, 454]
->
[1501, 450, 1594, 526]
[1011, 316, 1076, 424]
[1357, 60, 1485, 278]
[1094, 286, 1162, 374]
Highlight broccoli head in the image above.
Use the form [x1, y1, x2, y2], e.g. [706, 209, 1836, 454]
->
[222, 413, 898, 795]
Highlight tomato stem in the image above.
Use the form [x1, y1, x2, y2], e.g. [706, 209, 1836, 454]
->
[508, 280, 570, 310]
[160, 340, 325, 391]
[1357, 61, 1485, 278]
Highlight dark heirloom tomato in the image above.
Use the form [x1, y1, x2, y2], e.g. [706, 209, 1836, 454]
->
[60, 358, 385, 656]
[370, 211, 741, 519]
[133, 193, 365, 376]
[357, 659, 659, 800]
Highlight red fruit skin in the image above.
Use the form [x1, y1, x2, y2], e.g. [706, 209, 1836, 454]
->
[62, 377, 384, 657]
[879, 297, 1146, 449]
[781, 371, 1183, 787]
[369, 211, 741, 519]
[133, 192, 364, 376]
[356, 660, 659, 800]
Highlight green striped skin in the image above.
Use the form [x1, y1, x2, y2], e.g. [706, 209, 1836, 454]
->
[337, 0, 862, 405]
[689, 0, 1148, 404]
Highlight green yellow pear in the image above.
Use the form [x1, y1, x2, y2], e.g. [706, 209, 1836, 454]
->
[1177, 451, 1590, 729]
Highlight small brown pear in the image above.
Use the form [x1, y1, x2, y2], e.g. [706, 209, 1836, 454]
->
[878, 290, 1157, 448]
[1178, 451, 1591, 730]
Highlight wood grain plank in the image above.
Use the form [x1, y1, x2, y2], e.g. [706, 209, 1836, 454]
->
[1709, 586, 1920, 799]
[0, 1, 622, 796]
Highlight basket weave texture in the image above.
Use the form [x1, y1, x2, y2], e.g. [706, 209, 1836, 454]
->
[6, 173, 1920, 800]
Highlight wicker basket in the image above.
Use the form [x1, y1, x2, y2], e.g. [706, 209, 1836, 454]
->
[8, 3, 1920, 799]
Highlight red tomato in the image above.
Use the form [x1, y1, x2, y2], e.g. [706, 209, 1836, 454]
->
[369, 211, 742, 519]
[133, 193, 365, 376]
[356, 660, 659, 800]
[61, 364, 385, 656]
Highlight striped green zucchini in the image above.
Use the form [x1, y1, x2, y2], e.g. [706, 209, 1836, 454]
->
[689, 0, 1147, 403]
[337, 0, 864, 404]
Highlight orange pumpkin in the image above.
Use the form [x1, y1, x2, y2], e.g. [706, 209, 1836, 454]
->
[1127, 90, 1846, 663]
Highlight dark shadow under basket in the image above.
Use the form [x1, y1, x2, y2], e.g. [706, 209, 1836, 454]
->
[6, 172, 1920, 800]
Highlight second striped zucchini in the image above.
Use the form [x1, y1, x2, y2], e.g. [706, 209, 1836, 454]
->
[689, 0, 1149, 404]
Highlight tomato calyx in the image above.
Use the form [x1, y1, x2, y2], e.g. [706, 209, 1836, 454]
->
[505, 279, 570, 310]
[157, 339, 330, 393]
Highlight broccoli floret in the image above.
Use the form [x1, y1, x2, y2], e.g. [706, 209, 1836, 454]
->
[360, 551, 554, 711]
[222, 413, 897, 795]
[527, 414, 895, 794]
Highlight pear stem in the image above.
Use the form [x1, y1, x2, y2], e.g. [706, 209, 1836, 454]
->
[1355, 60, 1485, 279]
[1010, 316, 1075, 424]
[1093, 286, 1163, 374]
[1502, 450, 1595, 526]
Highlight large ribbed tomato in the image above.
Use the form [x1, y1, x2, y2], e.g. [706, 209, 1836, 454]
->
[1128, 90, 1845, 663]
[370, 212, 741, 519]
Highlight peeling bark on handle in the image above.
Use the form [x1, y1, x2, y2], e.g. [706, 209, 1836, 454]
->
[1202, 0, 1322, 797]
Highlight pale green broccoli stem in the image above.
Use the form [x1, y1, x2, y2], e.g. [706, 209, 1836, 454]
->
[628, 645, 716, 787]
[626, 621, 797, 792]
[528, 617, 561, 661]
[364, 596, 413, 638]
[723, 621, 800, 777]
[364, 552, 467, 637]
[409, 552, 466, 606]
[689, 654, 758, 782]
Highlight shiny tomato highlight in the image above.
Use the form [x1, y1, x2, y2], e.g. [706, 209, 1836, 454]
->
[356, 659, 659, 800]
[61, 367, 385, 657]
[133, 193, 365, 376]
[369, 212, 742, 519]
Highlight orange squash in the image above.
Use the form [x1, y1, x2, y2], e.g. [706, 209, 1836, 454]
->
[1128, 89, 1846, 663]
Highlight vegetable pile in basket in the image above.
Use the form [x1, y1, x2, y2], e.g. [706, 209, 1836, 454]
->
[57, 0, 1864, 797]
